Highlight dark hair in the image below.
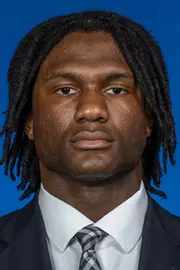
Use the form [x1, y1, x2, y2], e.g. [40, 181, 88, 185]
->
[0, 10, 176, 200]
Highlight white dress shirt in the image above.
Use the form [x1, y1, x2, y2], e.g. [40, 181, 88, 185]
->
[38, 181, 148, 270]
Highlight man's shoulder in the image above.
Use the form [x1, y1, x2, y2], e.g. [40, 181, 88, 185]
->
[149, 197, 180, 244]
[0, 210, 16, 231]
[152, 198, 180, 224]
[0, 198, 36, 237]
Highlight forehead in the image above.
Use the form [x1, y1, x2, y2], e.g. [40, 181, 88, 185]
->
[39, 31, 132, 75]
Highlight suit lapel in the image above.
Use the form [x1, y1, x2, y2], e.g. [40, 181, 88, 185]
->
[138, 195, 180, 270]
[0, 194, 53, 270]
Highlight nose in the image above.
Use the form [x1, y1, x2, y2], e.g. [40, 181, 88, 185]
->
[74, 91, 109, 123]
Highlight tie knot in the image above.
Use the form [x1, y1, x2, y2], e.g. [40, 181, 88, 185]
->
[75, 225, 108, 251]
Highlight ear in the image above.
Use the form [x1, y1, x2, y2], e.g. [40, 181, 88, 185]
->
[146, 111, 153, 138]
[24, 112, 34, 140]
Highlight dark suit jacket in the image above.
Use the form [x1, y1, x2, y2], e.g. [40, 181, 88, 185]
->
[0, 192, 180, 270]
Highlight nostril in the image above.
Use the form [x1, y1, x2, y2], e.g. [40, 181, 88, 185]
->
[78, 116, 106, 123]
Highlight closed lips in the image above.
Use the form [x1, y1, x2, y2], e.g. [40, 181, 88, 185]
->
[71, 131, 113, 142]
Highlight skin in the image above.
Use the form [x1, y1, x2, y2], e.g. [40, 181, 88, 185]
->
[25, 31, 152, 222]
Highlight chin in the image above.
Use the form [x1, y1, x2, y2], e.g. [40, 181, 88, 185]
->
[71, 172, 116, 185]
[67, 158, 139, 183]
[67, 161, 118, 184]
[71, 159, 115, 174]
[71, 167, 114, 177]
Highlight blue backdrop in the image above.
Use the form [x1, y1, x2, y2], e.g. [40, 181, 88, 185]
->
[0, 0, 180, 216]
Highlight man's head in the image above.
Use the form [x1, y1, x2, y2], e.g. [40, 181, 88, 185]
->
[0, 10, 176, 200]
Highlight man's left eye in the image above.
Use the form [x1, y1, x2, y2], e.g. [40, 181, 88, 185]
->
[106, 88, 127, 95]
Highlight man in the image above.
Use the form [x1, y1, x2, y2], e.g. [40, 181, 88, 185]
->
[0, 9, 179, 270]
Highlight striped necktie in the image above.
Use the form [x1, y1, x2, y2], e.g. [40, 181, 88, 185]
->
[74, 225, 108, 270]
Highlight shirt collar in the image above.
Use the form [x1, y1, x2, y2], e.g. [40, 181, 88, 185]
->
[38, 181, 148, 253]
[95, 181, 148, 252]
[38, 185, 93, 252]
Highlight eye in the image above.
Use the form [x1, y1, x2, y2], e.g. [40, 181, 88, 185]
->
[56, 87, 77, 95]
[106, 88, 127, 95]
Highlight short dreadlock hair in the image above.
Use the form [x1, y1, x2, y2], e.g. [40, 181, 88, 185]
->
[0, 10, 176, 201]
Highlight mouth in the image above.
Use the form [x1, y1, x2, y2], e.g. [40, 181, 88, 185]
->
[71, 131, 113, 150]
[72, 139, 112, 150]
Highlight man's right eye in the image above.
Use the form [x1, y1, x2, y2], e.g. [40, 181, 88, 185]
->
[56, 87, 77, 95]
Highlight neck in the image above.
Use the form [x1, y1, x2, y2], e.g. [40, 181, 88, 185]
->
[40, 162, 142, 222]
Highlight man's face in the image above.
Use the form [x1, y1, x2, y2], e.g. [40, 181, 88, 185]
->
[26, 31, 151, 182]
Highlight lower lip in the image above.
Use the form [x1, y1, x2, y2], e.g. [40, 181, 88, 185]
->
[72, 140, 112, 149]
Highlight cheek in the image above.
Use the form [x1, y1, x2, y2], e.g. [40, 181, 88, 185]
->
[112, 98, 147, 141]
[32, 94, 74, 146]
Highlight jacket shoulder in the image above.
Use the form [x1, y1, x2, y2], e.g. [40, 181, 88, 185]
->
[155, 199, 180, 224]
[0, 197, 37, 239]
[0, 210, 19, 232]
[0, 206, 30, 241]
[151, 198, 180, 244]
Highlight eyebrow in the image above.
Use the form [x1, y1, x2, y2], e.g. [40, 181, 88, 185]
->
[44, 71, 133, 84]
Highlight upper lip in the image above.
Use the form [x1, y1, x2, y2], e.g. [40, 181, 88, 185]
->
[71, 131, 114, 142]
